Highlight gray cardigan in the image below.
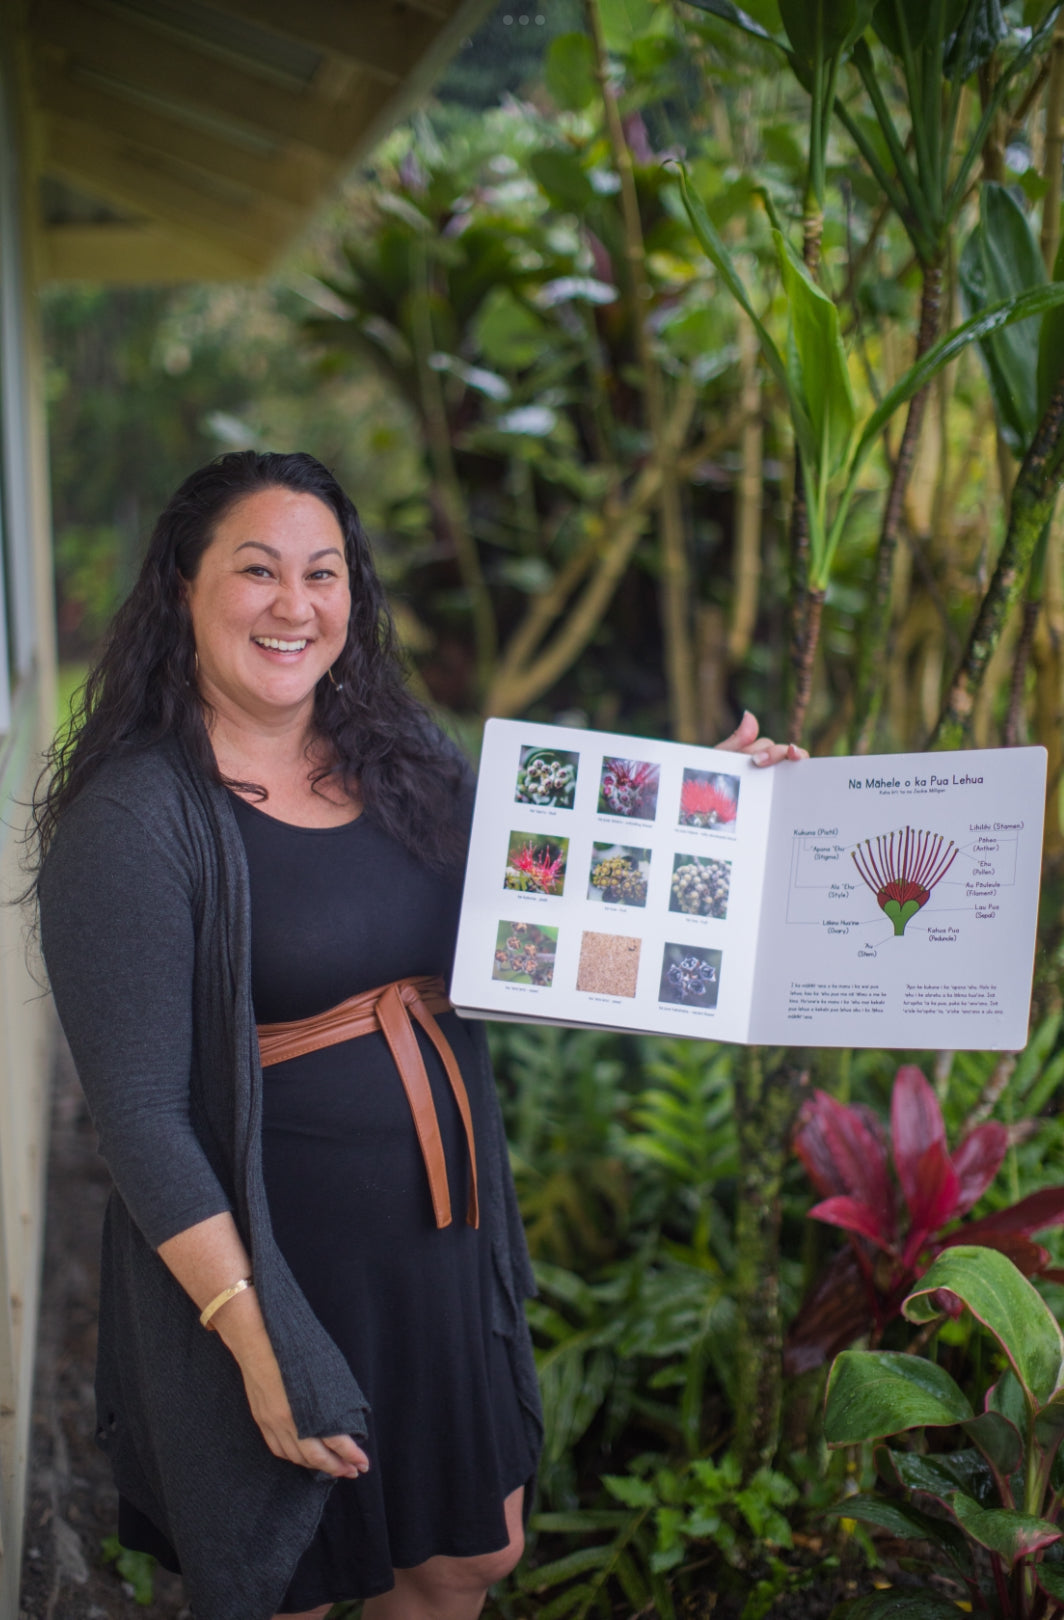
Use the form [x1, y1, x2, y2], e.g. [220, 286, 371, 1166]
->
[38, 735, 541, 1620]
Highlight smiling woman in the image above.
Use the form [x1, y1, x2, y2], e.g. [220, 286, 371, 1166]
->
[28, 451, 543, 1620]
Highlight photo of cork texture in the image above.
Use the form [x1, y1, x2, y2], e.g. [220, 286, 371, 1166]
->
[587, 843, 651, 907]
[576, 930, 641, 998]
[597, 757, 660, 821]
[514, 744, 579, 809]
[659, 943, 722, 1008]
[669, 853, 731, 918]
[492, 920, 559, 987]
[678, 768, 740, 835]
[503, 831, 569, 896]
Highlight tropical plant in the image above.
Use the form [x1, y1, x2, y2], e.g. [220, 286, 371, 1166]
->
[786, 1064, 1064, 1373]
[823, 1245, 1064, 1618]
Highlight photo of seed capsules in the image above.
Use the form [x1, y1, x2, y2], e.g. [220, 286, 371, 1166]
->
[669, 853, 731, 918]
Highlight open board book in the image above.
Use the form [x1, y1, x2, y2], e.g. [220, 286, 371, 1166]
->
[450, 720, 1047, 1051]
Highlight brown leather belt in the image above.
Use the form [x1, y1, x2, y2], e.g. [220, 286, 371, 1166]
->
[256, 974, 478, 1230]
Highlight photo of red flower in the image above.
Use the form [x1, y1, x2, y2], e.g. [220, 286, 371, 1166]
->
[678, 769, 740, 834]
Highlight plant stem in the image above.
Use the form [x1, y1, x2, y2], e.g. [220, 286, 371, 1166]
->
[930, 372, 1064, 747]
[789, 586, 825, 746]
[728, 315, 763, 666]
[1005, 599, 1041, 746]
[852, 261, 944, 753]
[1041, 13, 1064, 272]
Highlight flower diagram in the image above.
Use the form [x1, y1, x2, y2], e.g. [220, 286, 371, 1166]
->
[851, 826, 958, 936]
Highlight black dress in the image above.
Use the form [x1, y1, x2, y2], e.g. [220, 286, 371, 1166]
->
[120, 795, 535, 1611]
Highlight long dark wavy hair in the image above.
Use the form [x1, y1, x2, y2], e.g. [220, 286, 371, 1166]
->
[30, 450, 468, 877]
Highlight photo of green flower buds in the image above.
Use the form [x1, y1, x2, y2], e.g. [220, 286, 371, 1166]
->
[515, 746, 579, 808]
[669, 854, 731, 918]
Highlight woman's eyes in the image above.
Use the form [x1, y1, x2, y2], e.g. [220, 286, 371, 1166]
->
[241, 565, 338, 582]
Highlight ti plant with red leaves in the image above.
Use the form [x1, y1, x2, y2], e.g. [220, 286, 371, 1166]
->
[824, 1247, 1064, 1620]
[785, 1065, 1064, 1376]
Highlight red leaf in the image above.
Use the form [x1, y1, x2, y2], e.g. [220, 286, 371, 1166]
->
[901, 1140, 960, 1264]
[809, 1195, 896, 1252]
[892, 1065, 946, 1216]
[961, 1186, 1064, 1242]
[940, 1230, 1050, 1276]
[784, 1247, 877, 1375]
[950, 1122, 1008, 1216]
[796, 1091, 893, 1237]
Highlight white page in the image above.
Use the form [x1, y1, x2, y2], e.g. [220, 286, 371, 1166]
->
[750, 747, 1047, 1049]
[451, 719, 775, 1040]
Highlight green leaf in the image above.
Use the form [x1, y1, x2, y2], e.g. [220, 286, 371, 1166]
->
[885, 1446, 995, 1506]
[779, 0, 875, 62]
[680, 0, 784, 45]
[873, 0, 967, 56]
[959, 183, 1045, 453]
[473, 288, 549, 371]
[944, 0, 1009, 81]
[1034, 1390, 1064, 1454]
[598, 0, 668, 51]
[963, 1409, 1024, 1479]
[529, 150, 594, 214]
[903, 1247, 1064, 1407]
[948, 1491, 1062, 1564]
[773, 227, 857, 481]
[1037, 1562, 1064, 1599]
[834, 1594, 970, 1619]
[545, 32, 598, 111]
[825, 1494, 971, 1567]
[671, 165, 815, 463]
[824, 1351, 974, 1445]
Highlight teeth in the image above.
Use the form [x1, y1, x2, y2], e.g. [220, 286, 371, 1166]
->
[254, 637, 307, 652]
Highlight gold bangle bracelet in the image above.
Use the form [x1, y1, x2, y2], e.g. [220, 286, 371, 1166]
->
[199, 1276, 252, 1331]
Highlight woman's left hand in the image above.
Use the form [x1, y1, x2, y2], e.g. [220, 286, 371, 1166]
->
[715, 710, 807, 767]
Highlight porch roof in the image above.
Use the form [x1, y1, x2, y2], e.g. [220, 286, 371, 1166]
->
[22, 0, 488, 282]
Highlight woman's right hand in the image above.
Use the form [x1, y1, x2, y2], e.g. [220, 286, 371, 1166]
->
[233, 1324, 370, 1479]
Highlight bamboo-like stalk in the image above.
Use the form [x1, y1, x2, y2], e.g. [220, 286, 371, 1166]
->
[486, 384, 698, 717]
[1042, 14, 1064, 273]
[852, 261, 945, 753]
[728, 314, 763, 666]
[931, 373, 1064, 748]
[1004, 599, 1041, 745]
[585, 0, 698, 742]
[789, 584, 825, 747]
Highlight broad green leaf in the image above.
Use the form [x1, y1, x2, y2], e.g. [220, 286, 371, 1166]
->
[835, 1594, 971, 1619]
[944, 0, 1009, 81]
[473, 289, 549, 371]
[1034, 1390, 1064, 1454]
[824, 1350, 973, 1445]
[825, 1493, 971, 1567]
[904, 1247, 1064, 1407]
[1038, 1562, 1064, 1599]
[779, 0, 875, 61]
[1038, 230, 1064, 419]
[964, 1409, 1024, 1478]
[948, 1491, 1061, 1564]
[886, 1446, 995, 1506]
[598, 0, 668, 51]
[989, 1367, 1029, 1430]
[773, 228, 856, 480]
[959, 184, 1045, 453]
[529, 150, 594, 214]
[545, 33, 597, 111]
[874, 0, 967, 56]
[680, 0, 783, 45]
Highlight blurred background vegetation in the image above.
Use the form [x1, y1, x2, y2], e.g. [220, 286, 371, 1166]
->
[46, 0, 1064, 1613]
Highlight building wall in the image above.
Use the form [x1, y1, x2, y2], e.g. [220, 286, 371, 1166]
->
[0, 12, 59, 1616]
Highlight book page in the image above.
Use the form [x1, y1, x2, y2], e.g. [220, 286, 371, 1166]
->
[750, 747, 1047, 1050]
[450, 719, 776, 1040]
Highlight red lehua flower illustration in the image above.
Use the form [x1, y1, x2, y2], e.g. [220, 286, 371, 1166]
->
[680, 777, 737, 825]
[851, 826, 957, 936]
[512, 843, 564, 893]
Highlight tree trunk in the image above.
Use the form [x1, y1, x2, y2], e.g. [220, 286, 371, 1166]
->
[931, 374, 1064, 748]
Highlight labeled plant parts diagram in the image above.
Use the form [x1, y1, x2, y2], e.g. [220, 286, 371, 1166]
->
[785, 820, 1021, 950]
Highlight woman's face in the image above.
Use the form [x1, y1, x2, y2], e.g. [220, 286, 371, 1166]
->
[184, 486, 352, 728]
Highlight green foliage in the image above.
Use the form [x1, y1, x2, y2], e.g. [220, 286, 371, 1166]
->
[824, 1248, 1064, 1615]
[100, 1537, 156, 1605]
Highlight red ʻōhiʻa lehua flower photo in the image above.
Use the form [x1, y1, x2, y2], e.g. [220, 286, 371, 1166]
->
[678, 770, 740, 832]
[851, 825, 958, 934]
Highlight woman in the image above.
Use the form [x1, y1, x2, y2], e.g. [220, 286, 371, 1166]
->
[33, 450, 797, 1620]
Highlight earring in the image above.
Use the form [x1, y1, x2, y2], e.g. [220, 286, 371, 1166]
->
[327, 665, 343, 692]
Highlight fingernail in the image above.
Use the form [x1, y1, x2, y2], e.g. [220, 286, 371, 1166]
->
[754, 750, 772, 766]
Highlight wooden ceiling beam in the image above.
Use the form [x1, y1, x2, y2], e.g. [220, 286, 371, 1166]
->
[42, 118, 282, 269]
[29, 0, 359, 159]
[31, 65, 327, 210]
[42, 222, 258, 282]
[202, 0, 441, 85]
